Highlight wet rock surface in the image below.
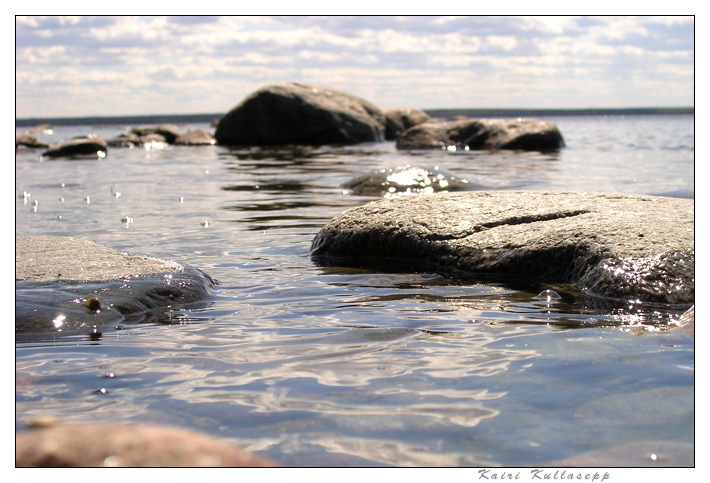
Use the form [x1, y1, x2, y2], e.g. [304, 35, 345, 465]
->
[16, 236, 214, 335]
[396, 118, 565, 151]
[215, 82, 387, 146]
[311, 191, 694, 304]
[16, 423, 273, 467]
[341, 165, 478, 197]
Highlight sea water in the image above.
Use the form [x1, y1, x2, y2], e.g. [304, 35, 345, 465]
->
[15, 115, 694, 467]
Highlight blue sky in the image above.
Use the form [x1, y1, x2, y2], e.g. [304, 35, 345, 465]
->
[15, 15, 695, 118]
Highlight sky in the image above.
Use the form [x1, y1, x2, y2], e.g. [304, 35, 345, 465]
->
[15, 15, 695, 119]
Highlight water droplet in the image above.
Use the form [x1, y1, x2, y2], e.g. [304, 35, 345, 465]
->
[534, 289, 562, 301]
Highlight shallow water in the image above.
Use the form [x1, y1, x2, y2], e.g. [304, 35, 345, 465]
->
[15, 115, 694, 467]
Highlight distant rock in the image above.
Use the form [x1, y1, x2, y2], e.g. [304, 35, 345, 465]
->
[215, 82, 387, 146]
[28, 123, 53, 134]
[106, 132, 141, 147]
[311, 191, 694, 305]
[396, 118, 565, 151]
[15, 236, 214, 336]
[341, 165, 476, 197]
[138, 133, 168, 144]
[16, 132, 50, 149]
[16, 422, 273, 467]
[130, 124, 182, 143]
[174, 129, 216, 145]
[383, 107, 432, 140]
[41, 136, 108, 159]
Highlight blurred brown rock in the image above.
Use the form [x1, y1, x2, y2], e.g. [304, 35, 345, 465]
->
[16, 423, 274, 467]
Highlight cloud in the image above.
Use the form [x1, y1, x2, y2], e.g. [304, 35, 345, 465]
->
[15, 15, 694, 117]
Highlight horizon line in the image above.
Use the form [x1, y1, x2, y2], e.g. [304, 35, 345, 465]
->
[16, 106, 695, 127]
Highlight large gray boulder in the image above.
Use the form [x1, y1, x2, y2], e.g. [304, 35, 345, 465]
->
[311, 191, 694, 305]
[16, 236, 214, 335]
[383, 107, 432, 140]
[215, 82, 386, 146]
[396, 118, 565, 151]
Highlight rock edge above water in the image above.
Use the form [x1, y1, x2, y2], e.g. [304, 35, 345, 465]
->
[16, 423, 273, 467]
[396, 118, 565, 151]
[16, 236, 215, 334]
[311, 191, 694, 305]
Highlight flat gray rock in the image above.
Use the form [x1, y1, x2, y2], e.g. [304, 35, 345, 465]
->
[311, 191, 694, 304]
[16, 236, 214, 335]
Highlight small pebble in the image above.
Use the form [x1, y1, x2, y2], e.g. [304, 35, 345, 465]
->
[84, 297, 101, 312]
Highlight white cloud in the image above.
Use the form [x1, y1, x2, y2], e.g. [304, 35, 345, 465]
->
[14, 15, 694, 117]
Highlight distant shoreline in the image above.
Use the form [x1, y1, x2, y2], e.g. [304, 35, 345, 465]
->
[15, 107, 694, 128]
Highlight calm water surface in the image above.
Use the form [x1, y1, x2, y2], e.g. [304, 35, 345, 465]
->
[15, 115, 695, 467]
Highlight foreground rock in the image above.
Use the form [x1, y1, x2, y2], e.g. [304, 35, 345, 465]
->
[396, 118, 565, 151]
[215, 82, 387, 146]
[41, 136, 108, 159]
[16, 423, 273, 467]
[342, 165, 477, 197]
[311, 191, 694, 304]
[16, 236, 214, 335]
[383, 107, 432, 140]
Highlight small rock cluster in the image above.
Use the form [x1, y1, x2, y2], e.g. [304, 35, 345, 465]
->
[16, 124, 216, 159]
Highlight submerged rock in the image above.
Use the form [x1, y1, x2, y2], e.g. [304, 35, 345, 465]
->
[549, 440, 694, 467]
[383, 107, 432, 140]
[16, 423, 273, 467]
[311, 191, 694, 304]
[15, 236, 214, 335]
[41, 136, 108, 159]
[341, 165, 476, 197]
[215, 82, 386, 146]
[396, 118, 565, 151]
